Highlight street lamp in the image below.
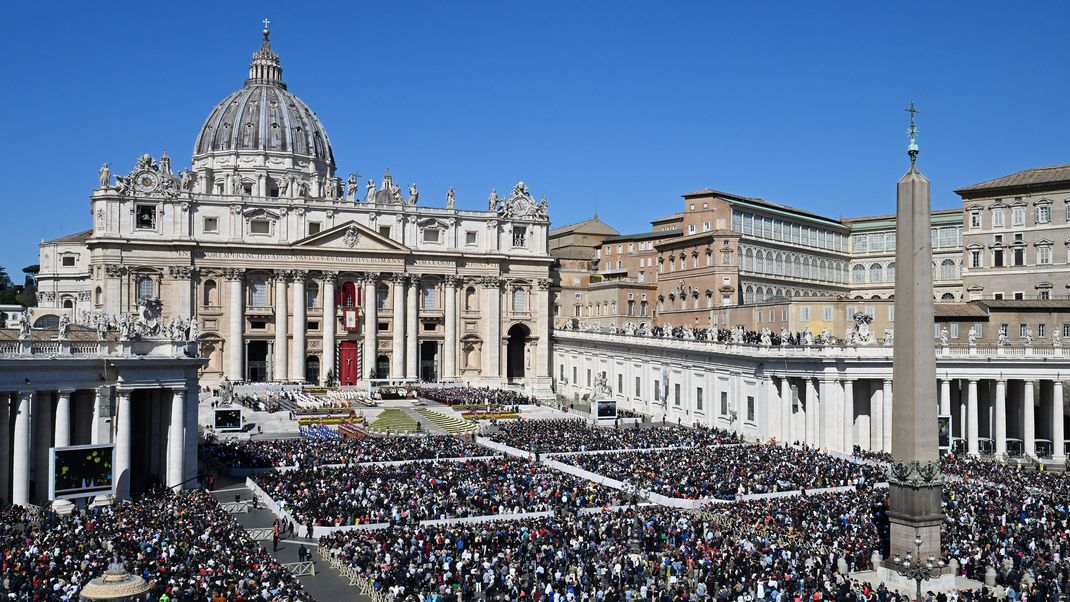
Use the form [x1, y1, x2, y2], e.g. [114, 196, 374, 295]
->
[891, 534, 945, 602]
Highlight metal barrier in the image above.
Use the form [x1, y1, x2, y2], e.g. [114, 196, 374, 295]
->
[246, 527, 274, 541]
[220, 500, 253, 514]
[282, 561, 316, 576]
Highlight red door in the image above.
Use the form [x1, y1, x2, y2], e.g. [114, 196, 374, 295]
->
[339, 341, 360, 385]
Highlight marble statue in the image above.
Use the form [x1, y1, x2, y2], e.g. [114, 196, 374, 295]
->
[760, 328, 772, 346]
[366, 179, 376, 202]
[390, 182, 403, 204]
[939, 327, 949, 346]
[883, 328, 894, 346]
[296, 178, 309, 197]
[446, 187, 455, 209]
[188, 316, 199, 341]
[219, 376, 234, 405]
[98, 162, 111, 189]
[118, 314, 132, 341]
[780, 327, 790, 341]
[18, 310, 31, 340]
[803, 329, 814, 346]
[1053, 329, 1061, 347]
[488, 189, 500, 212]
[820, 327, 834, 344]
[408, 183, 419, 205]
[179, 168, 196, 192]
[536, 197, 549, 220]
[96, 316, 108, 340]
[1024, 327, 1034, 346]
[996, 330, 1006, 347]
[57, 315, 71, 340]
[347, 173, 358, 201]
[159, 150, 171, 175]
[325, 177, 338, 200]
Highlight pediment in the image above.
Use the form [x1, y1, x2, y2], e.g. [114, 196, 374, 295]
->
[292, 220, 409, 252]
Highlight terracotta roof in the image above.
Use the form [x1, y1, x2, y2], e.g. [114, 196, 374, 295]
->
[934, 303, 989, 319]
[979, 299, 1070, 311]
[954, 164, 1070, 196]
[41, 229, 93, 245]
[550, 248, 596, 261]
[604, 230, 683, 243]
[549, 216, 620, 238]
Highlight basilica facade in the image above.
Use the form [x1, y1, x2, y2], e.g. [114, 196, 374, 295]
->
[36, 26, 553, 389]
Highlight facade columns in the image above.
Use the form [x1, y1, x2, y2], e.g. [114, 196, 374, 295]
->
[1053, 379, 1065, 462]
[167, 387, 185, 490]
[995, 379, 1007, 457]
[1023, 379, 1036, 457]
[939, 379, 951, 417]
[362, 275, 377, 379]
[114, 389, 132, 500]
[405, 275, 419, 379]
[104, 264, 124, 315]
[33, 393, 52, 501]
[484, 277, 501, 380]
[967, 379, 979, 456]
[443, 275, 458, 380]
[819, 378, 834, 450]
[843, 379, 855, 453]
[273, 270, 289, 381]
[805, 378, 818, 447]
[535, 278, 550, 378]
[224, 268, 244, 379]
[183, 385, 198, 486]
[0, 394, 8, 503]
[779, 377, 792, 444]
[391, 274, 406, 378]
[322, 272, 337, 383]
[12, 391, 33, 507]
[55, 389, 72, 448]
[871, 381, 883, 452]
[168, 266, 194, 317]
[881, 379, 892, 454]
[291, 270, 307, 382]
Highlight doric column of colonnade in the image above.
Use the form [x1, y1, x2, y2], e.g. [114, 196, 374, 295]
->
[273, 270, 289, 381]
[290, 270, 308, 381]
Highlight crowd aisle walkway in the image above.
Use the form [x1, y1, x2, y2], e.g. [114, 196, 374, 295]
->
[209, 478, 374, 602]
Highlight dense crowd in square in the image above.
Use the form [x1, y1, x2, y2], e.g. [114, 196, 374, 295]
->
[253, 457, 622, 527]
[0, 490, 312, 601]
[202, 433, 490, 468]
[486, 419, 740, 453]
[417, 385, 537, 407]
[563, 445, 886, 499]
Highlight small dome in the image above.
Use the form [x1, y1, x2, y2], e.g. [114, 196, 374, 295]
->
[192, 25, 335, 171]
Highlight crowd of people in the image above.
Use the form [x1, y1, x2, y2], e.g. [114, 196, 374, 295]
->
[253, 457, 621, 527]
[487, 419, 741, 453]
[418, 385, 536, 407]
[0, 489, 312, 601]
[564, 445, 885, 499]
[202, 433, 490, 469]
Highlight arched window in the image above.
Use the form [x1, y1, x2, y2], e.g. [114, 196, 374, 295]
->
[887, 262, 895, 283]
[940, 259, 956, 280]
[852, 264, 866, 283]
[377, 286, 389, 309]
[339, 281, 357, 307]
[465, 287, 477, 311]
[94, 286, 102, 306]
[744, 248, 754, 271]
[62, 298, 74, 309]
[136, 276, 154, 301]
[744, 285, 754, 304]
[421, 280, 437, 310]
[512, 287, 526, 312]
[774, 253, 783, 275]
[249, 277, 268, 307]
[870, 263, 883, 283]
[202, 280, 218, 307]
[755, 250, 765, 273]
[306, 282, 319, 309]
[941, 293, 955, 300]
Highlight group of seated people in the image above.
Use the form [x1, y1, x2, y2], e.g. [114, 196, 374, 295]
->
[201, 434, 489, 468]
[564, 444, 886, 499]
[487, 419, 740, 453]
[0, 489, 312, 601]
[253, 457, 621, 527]
[417, 385, 536, 407]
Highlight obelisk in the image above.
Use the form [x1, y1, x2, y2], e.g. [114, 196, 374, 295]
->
[885, 103, 944, 564]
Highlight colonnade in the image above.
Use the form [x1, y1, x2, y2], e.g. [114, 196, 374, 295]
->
[0, 386, 197, 507]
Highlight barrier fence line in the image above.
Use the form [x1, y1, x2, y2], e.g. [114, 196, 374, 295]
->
[281, 561, 316, 577]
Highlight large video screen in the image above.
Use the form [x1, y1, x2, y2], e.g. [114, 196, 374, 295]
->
[937, 415, 952, 450]
[214, 408, 243, 431]
[50, 445, 115, 500]
[596, 399, 617, 419]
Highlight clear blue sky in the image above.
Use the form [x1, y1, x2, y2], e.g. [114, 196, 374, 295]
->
[2, 1, 1068, 272]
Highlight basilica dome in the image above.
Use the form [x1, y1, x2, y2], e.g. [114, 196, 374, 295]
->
[192, 25, 335, 175]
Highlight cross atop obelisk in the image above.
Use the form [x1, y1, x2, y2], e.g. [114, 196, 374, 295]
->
[906, 102, 920, 166]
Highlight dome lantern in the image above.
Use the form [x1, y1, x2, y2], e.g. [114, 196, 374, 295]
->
[247, 18, 285, 89]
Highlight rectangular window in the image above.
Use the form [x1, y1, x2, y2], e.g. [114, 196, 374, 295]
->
[939, 227, 955, 248]
[307, 221, 321, 235]
[421, 282, 437, 310]
[573, 366, 577, 384]
[823, 306, 833, 321]
[870, 233, 884, 252]
[970, 250, 982, 268]
[994, 292, 1004, 300]
[422, 228, 440, 243]
[61, 256, 76, 267]
[379, 225, 392, 238]
[992, 208, 1004, 227]
[376, 290, 388, 309]
[720, 391, 729, 416]
[999, 323, 1008, 336]
[688, 224, 696, 234]
[696, 387, 703, 411]
[950, 323, 959, 338]
[1038, 324, 1046, 338]
[746, 396, 755, 422]
[853, 235, 867, 252]
[512, 226, 527, 247]
[635, 376, 641, 398]
[136, 205, 157, 230]
[865, 306, 875, 318]
[618, 374, 623, 394]
[1020, 324, 1028, 337]
[674, 383, 681, 406]
[888, 306, 895, 321]
[1012, 207, 1025, 226]
[654, 380, 660, 402]
[249, 219, 271, 235]
[1036, 205, 1051, 223]
[970, 211, 981, 229]
[800, 307, 810, 320]
[307, 321, 319, 331]
[1038, 247, 1052, 265]
[465, 231, 477, 245]
[703, 222, 711, 232]
[1063, 324, 1070, 339]
[993, 249, 1003, 267]
[974, 324, 982, 338]
[586, 369, 591, 387]
[203, 217, 219, 233]
[378, 321, 389, 331]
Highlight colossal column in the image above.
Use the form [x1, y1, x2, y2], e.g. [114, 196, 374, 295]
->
[819, 378, 834, 450]
[1053, 379, 1066, 462]
[362, 274, 377, 379]
[939, 379, 951, 416]
[183, 384, 198, 486]
[291, 270, 308, 381]
[843, 379, 855, 453]
[882, 379, 893, 453]
[322, 272, 337, 383]
[33, 393, 53, 500]
[995, 379, 1007, 457]
[55, 389, 72, 448]
[12, 391, 33, 507]
[273, 270, 289, 381]
[167, 387, 185, 490]
[224, 268, 245, 380]
[113, 388, 132, 500]
[966, 379, 979, 455]
[884, 109, 944, 568]
[0, 394, 10, 503]
[805, 379, 818, 447]
[484, 277, 502, 380]
[443, 275, 458, 380]
[535, 278, 550, 378]
[871, 382, 884, 452]
[391, 274, 406, 378]
[1023, 379, 1036, 457]
[405, 275, 419, 379]
[168, 266, 194, 318]
[779, 377, 792, 443]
